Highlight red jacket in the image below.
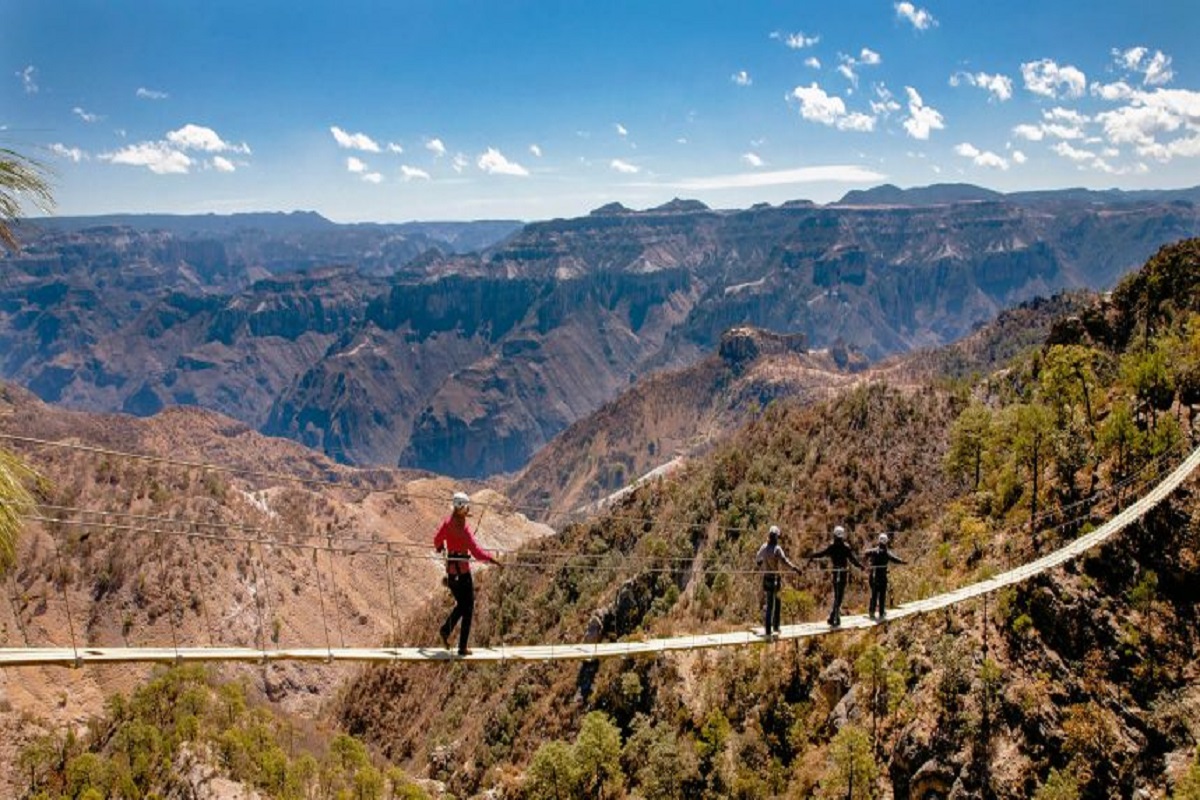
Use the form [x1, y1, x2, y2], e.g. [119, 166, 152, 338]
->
[433, 516, 497, 575]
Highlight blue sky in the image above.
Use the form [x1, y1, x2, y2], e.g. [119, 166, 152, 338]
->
[4, 1, 1199, 223]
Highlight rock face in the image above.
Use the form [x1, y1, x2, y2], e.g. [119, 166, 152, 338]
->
[3, 189, 1200, 477]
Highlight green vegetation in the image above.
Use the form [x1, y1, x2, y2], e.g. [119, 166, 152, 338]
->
[18, 665, 425, 799]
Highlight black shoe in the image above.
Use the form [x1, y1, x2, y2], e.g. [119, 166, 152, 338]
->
[457, 648, 472, 657]
[439, 629, 450, 649]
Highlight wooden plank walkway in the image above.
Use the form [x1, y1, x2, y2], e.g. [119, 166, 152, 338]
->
[4, 444, 1198, 669]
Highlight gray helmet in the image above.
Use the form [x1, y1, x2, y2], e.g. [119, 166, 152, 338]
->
[833, 525, 846, 539]
[768, 525, 780, 539]
[878, 533, 889, 545]
[452, 491, 471, 510]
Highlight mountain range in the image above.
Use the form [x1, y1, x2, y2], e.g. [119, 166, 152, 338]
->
[3, 184, 1199, 478]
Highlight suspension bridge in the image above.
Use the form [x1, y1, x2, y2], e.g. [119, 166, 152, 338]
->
[1, 437, 1198, 669]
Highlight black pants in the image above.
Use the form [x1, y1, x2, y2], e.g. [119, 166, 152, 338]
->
[440, 572, 474, 654]
[869, 573, 889, 616]
[829, 569, 848, 624]
[762, 575, 782, 633]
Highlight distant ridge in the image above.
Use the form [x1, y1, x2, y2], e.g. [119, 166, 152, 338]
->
[837, 182, 1200, 207]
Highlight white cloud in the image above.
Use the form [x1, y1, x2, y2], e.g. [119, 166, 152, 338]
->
[1095, 98, 1184, 147]
[732, 70, 752, 87]
[168, 124, 250, 154]
[477, 147, 529, 176]
[361, 172, 383, 184]
[950, 71, 1013, 102]
[772, 31, 820, 49]
[49, 143, 85, 162]
[788, 83, 878, 132]
[895, 2, 936, 30]
[1137, 134, 1200, 162]
[1012, 150, 1028, 164]
[211, 155, 235, 173]
[1042, 123, 1084, 140]
[17, 65, 37, 94]
[1052, 141, 1096, 162]
[1021, 58, 1086, 99]
[1044, 107, 1088, 124]
[742, 152, 764, 168]
[136, 87, 168, 100]
[1012, 124, 1045, 141]
[837, 49, 882, 88]
[331, 126, 381, 153]
[426, 138, 447, 157]
[870, 84, 901, 117]
[790, 83, 847, 126]
[453, 153, 469, 173]
[838, 64, 857, 86]
[400, 165, 431, 181]
[101, 142, 193, 174]
[387, 142, 404, 154]
[1114, 46, 1174, 86]
[1092, 81, 1135, 102]
[657, 164, 885, 191]
[73, 107, 100, 123]
[615, 123, 628, 137]
[859, 48, 881, 66]
[347, 156, 368, 173]
[805, 56, 821, 69]
[954, 142, 1009, 169]
[610, 159, 640, 174]
[530, 144, 543, 157]
[902, 86, 944, 140]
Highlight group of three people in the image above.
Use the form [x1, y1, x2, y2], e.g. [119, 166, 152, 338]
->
[433, 492, 905, 655]
[755, 523, 905, 633]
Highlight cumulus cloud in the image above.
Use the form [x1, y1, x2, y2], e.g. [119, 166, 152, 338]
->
[1114, 46, 1174, 86]
[49, 143, 85, 162]
[610, 159, 640, 174]
[870, 84, 902, 117]
[101, 142, 193, 174]
[168, 124, 250, 154]
[331, 126, 381, 153]
[530, 144, 543, 157]
[72, 107, 100, 123]
[837, 49, 882, 88]
[17, 65, 37, 93]
[426, 138, 447, 157]
[477, 147, 529, 176]
[1011, 150, 1028, 164]
[1012, 124, 1045, 141]
[1052, 141, 1097, 162]
[955, 142, 1009, 169]
[347, 156, 368, 173]
[615, 123, 628, 137]
[805, 56, 821, 69]
[136, 87, 168, 100]
[400, 165, 431, 181]
[1092, 81, 1135, 102]
[742, 152, 764, 168]
[453, 153, 469, 173]
[99, 124, 249, 175]
[732, 70, 752, 87]
[361, 172, 382, 183]
[788, 83, 875, 131]
[949, 71, 1013, 102]
[1021, 59, 1086, 99]
[387, 142, 404, 154]
[895, 2, 936, 30]
[902, 86, 944, 139]
[771, 31, 820, 49]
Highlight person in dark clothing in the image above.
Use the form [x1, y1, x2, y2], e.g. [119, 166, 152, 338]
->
[807, 525, 864, 627]
[865, 533, 906, 620]
[433, 492, 502, 656]
[755, 525, 803, 636]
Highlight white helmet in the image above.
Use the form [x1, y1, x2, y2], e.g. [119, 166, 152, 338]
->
[452, 491, 471, 510]
[768, 525, 780, 538]
[879, 533, 889, 545]
[833, 525, 846, 539]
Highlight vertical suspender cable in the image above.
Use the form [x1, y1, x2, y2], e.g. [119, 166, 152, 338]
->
[313, 544, 333, 660]
[50, 534, 81, 667]
[325, 536, 346, 648]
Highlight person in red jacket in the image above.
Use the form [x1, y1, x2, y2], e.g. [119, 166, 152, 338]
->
[434, 491, 502, 656]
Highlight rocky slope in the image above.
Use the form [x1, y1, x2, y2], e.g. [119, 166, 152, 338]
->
[3, 188, 1199, 478]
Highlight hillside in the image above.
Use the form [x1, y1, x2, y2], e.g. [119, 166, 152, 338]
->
[336, 239, 1200, 798]
[0, 386, 551, 795]
[3, 189, 1199, 477]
